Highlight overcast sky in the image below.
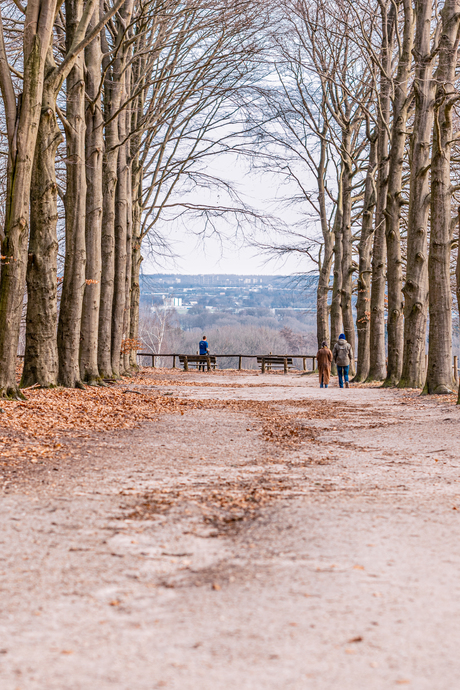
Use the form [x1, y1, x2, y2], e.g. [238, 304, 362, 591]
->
[142, 227, 310, 275]
[141, 155, 318, 276]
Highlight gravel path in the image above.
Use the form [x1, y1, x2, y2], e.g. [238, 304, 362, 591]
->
[1, 370, 460, 689]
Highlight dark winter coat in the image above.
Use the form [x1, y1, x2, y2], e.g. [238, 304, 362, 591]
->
[333, 339, 353, 367]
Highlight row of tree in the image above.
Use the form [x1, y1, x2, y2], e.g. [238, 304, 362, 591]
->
[0, 0, 263, 397]
[2, 0, 460, 397]
[250, 0, 460, 394]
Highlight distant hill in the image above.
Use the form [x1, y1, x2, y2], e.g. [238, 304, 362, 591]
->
[139, 274, 318, 313]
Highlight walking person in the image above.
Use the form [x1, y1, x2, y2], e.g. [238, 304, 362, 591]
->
[317, 341, 332, 388]
[198, 335, 209, 372]
[333, 334, 353, 388]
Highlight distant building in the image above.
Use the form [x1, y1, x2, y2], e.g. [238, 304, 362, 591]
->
[163, 297, 182, 308]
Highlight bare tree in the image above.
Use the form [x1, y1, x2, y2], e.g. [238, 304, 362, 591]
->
[384, 0, 414, 386]
[367, 0, 395, 382]
[0, 1, 58, 397]
[80, 4, 104, 384]
[399, 0, 438, 389]
[425, 0, 460, 393]
[19, 0, 124, 389]
[354, 126, 377, 381]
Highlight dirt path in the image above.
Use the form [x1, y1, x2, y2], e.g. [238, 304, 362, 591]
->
[1, 370, 460, 689]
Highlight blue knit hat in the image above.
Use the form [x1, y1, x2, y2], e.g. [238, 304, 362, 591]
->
[339, 333, 346, 340]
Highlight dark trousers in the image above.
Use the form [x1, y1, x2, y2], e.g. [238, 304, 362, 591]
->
[337, 365, 349, 388]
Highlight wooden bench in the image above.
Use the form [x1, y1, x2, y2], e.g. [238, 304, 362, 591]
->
[178, 355, 217, 371]
[257, 356, 293, 374]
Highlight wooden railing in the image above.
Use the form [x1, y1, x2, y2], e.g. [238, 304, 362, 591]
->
[15, 352, 460, 381]
[137, 352, 460, 381]
[136, 352, 318, 371]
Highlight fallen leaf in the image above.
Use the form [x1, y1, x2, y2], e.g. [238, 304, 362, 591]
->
[212, 583, 221, 591]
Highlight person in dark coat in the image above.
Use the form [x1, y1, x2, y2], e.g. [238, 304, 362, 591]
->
[317, 341, 332, 388]
[198, 335, 209, 371]
[332, 333, 353, 388]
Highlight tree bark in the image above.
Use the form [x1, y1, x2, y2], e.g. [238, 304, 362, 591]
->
[316, 131, 334, 349]
[123, 144, 133, 372]
[80, 8, 103, 384]
[22, 74, 62, 388]
[98, 107, 118, 377]
[400, 0, 436, 389]
[340, 125, 356, 376]
[57, 0, 87, 388]
[330, 173, 344, 374]
[98, 6, 132, 378]
[129, 153, 143, 370]
[106, 2, 134, 376]
[354, 132, 377, 382]
[129, 239, 142, 369]
[457, 208, 460, 403]
[367, 1, 395, 381]
[384, 0, 414, 386]
[0, 2, 56, 397]
[111, 85, 129, 377]
[330, 171, 344, 359]
[15, 0, 118, 389]
[425, 0, 460, 394]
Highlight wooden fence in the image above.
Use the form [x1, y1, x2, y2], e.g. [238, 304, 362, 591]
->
[14, 352, 460, 382]
[136, 352, 317, 371]
[136, 352, 460, 382]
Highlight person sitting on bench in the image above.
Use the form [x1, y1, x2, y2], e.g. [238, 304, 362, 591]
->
[198, 335, 209, 371]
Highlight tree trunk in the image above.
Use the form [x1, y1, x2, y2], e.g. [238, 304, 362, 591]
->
[425, 0, 460, 394]
[457, 208, 460, 404]
[340, 126, 356, 376]
[130, 241, 142, 369]
[0, 5, 55, 397]
[316, 131, 334, 349]
[316, 244, 333, 349]
[80, 8, 103, 384]
[400, 0, 436, 389]
[108, 2, 134, 375]
[367, 1, 395, 381]
[354, 132, 377, 382]
[127, 70, 144, 371]
[111, 92, 129, 378]
[98, 7, 131, 378]
[98, 109, 118, 378]
[57, 0, 87, 388]
[384, 0, 414, 386]
[123, 148, 133, 372]
[129, 161, 143, 370]
[330, 176, 343, 374]
[22, 78, 62, 388]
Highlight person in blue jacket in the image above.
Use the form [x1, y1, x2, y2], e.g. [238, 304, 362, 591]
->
[198, 336, 209, 371]
[332, 333, 353, 388]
